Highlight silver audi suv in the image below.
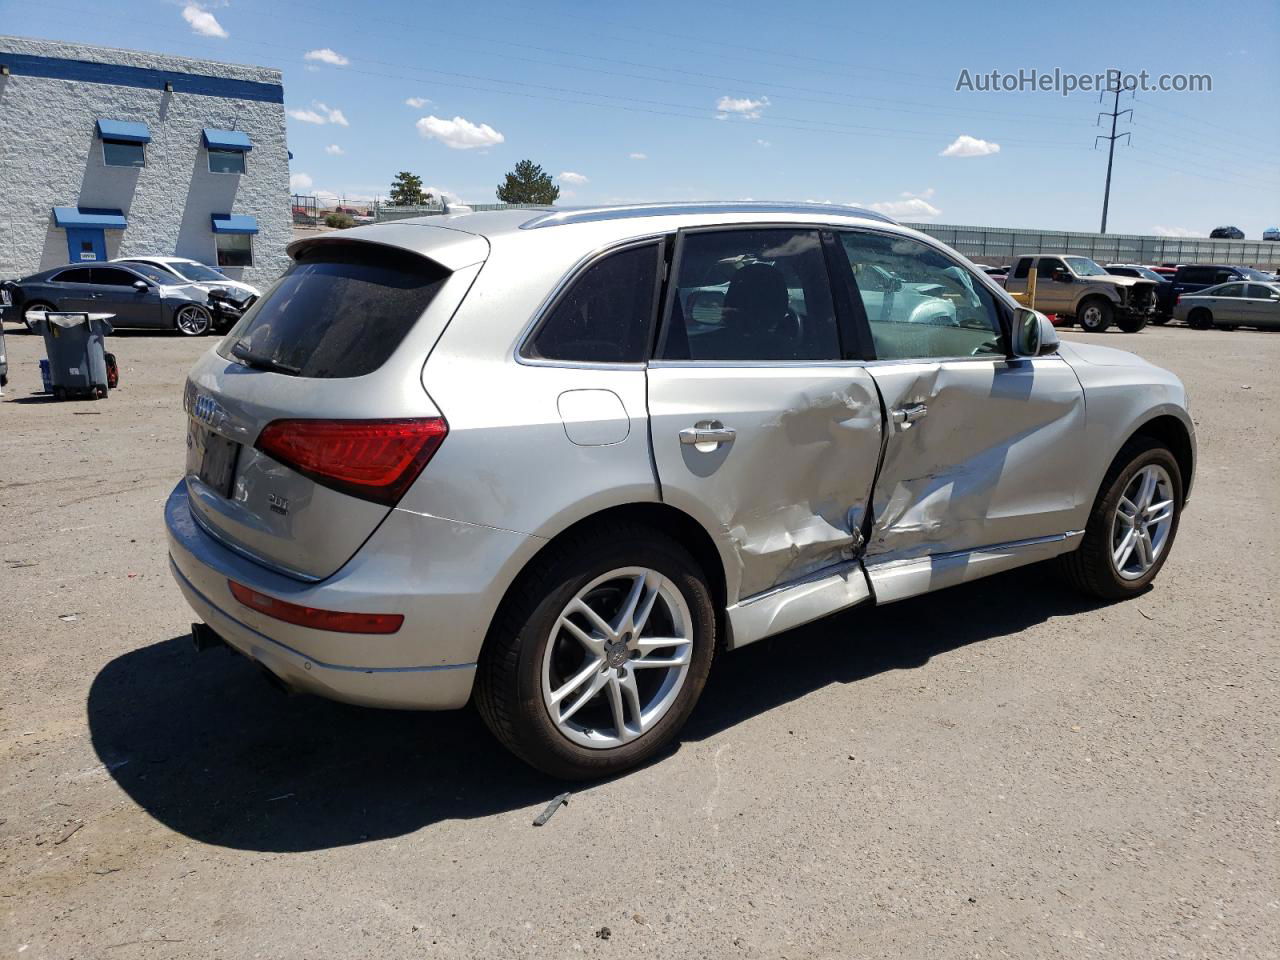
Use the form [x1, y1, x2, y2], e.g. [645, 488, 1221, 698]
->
[167, 202, 1195, 778]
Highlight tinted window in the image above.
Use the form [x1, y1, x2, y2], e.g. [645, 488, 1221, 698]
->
[90, 268, 142, 287]
[103, 139, 145, 167]
[1038, 257, 1067, 276]
[1247, 284, 1279, 299]
[219, 244, 449, 379]
[841, 232, 1003, 361]
[53, 268, 93, 283]
[1108, 266, 1137, 277]
[215, 234, 253, 267]
[526, 244, 659, 363]
[1178, 267, 1215, 284]
[208, 149, 246, 174]
[659, 229, 839, 362]
[1213, 283, 1245, 298]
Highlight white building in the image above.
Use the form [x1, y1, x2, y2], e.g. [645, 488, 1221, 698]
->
[0, 35, 291, 288]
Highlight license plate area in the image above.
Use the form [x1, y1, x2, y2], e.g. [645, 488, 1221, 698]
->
[188, 420, 241, 498]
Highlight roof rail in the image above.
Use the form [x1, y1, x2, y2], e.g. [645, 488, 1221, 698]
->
[520, 201, 898, 230]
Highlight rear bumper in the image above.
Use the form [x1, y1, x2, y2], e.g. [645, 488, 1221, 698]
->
[165, 481, 542, 710]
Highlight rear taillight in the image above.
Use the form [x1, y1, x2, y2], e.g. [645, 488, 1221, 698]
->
[228, 580, 403, 634]
[1175, 295, 1181, 305]
[255, 417, 447, 506]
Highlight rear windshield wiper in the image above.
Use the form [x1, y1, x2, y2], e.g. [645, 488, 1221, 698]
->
[231, 339, 301, 375]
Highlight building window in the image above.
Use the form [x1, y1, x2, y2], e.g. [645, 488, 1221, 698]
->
[208, 148, 246, 174]
[103, 139, 145, 167]
[215, 233, 253, 267]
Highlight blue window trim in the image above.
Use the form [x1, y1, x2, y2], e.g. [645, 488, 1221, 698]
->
[97, 119, 151, 143]
[3, 53, 283, 103]
[53, 207, 128, 229]
[202, 128, 253, 151]
[211, 214, 259, 234]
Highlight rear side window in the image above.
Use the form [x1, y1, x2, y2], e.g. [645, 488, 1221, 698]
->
[1178, 267, 1215, 284]
[53, 268, 93, 283]
[221, 244, 449, 378]
[525, 244, 660, 363]
[1013, 258, 1032, 279]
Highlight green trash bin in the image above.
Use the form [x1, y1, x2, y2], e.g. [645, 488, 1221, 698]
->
[27, 312, 114, 400]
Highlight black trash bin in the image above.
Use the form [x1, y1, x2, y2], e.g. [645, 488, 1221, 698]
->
[27, 312, 114, 400]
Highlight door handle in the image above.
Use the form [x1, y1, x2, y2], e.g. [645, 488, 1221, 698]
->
[679, 422, 736, 447]
[891, 403, 928, 428]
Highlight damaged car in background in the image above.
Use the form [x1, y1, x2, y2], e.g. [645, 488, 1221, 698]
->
[168, 202, 1195, 779]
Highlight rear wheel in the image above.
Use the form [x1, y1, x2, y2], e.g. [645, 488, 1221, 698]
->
[1061, 438, 1183, 600]
[174, 304, 212, 336]
[476, 524, 716, 779]
[1187, 308, 1213, 330]
[1077, 298, 1113, 333]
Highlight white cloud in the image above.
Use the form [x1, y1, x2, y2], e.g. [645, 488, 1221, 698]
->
[423, 185, 464, 203]
[182, 3, 228, 38]
[288, 102, 348, 126]
[289, 172, 313, 192]
[405, 97, 432, 108]
[558, 171, 588, 185]
[869, 189, 943, 220]
[628, 152, 647, 160]
[716, 95, 769, 119]
[1151, 225, 1202, 238]
[304, 48, 349, 67]
[324, 144, 344, 156]
[756, 139, 771, 148]
[940, 134, 1001, 158]
[415, 114, 504, 150]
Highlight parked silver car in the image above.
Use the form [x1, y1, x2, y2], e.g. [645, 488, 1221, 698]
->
[167, 202, 1196, 778]
[11, 262, 216, 335]
[1172, 280, 1280, 330]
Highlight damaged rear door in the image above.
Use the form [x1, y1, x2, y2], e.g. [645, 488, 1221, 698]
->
[834, 230, 1087, 599]
[647, 226, 883, 601]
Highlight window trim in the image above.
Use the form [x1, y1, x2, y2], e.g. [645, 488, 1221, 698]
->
[653, 222, 850, 366]
[213, 232, 254, 268]
[101, 137, 146, 168]
[833, 226, 1014, 365]
[515, 236, 666, 370]
[207, 147, 247, 175]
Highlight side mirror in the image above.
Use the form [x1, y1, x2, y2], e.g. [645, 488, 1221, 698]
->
[1013, 308, 1059, 357]
[132, 280, 148, 292]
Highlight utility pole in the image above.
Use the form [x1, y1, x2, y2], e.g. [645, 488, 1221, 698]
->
[1095, 82, 1132, 234]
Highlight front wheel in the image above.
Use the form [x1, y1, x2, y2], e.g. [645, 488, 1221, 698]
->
[476, 524, 716, 779]
[1116, 314, 1148, 333]
[174, 304, 212, 336]
[1077, 298, 1114, 333]
[23, 301, 55, 332]
[1060, 438, 1183, 600]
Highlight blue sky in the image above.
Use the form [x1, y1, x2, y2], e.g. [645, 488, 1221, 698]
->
[3, 0, 1277, 238]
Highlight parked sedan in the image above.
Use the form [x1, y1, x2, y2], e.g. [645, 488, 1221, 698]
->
[9, 262, 216, 335]
[1173, 280, 1280, 330]
[168, 202, 1195, 779]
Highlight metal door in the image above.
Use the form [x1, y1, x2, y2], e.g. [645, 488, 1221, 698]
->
[65, 228, 106, 264]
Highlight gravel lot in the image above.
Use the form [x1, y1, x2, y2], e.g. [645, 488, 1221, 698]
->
[1, 320, 1276, 959]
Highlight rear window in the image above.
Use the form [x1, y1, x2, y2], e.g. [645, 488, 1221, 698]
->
[220, 243, 449, 378]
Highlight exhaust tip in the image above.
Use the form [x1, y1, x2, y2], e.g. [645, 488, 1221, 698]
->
[191, 622, 226, 653]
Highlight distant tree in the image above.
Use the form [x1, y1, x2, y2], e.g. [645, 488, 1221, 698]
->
[388, 171, 426, 206]
[324, 212, 356, 229]
[496, 159, 559, 205]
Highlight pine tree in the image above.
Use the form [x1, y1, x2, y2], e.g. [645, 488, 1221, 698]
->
[388, 171, 426, 206]
[496, 160, 560, 204]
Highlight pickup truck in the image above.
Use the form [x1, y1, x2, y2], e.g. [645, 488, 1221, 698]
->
[1004, 254, 1157, 333]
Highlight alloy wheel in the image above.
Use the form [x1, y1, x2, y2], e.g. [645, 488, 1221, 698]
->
[175, 305, 211, 336]
[540, 567, 694, 749]
[1110, 464, 1175, 580]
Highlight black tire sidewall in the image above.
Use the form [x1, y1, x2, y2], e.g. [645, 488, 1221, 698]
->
[500, 534, 716, 779]
[1078, 298, 1113, 332]
[1187, 309, 1212, 330]
[1088, 443, 1184, 595]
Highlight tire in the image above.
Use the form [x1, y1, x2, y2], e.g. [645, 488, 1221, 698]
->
[1060, 437, 1183, 601]
[476, 522, 717, 779]
[174, 304, 212, 337]
[1187, 308, 1212, 330]
[1116, 314, 1148, 333]
[23, 301, 54, 332]
[1214, 322, 1238, 331]
[1077, 298, 1113, 333]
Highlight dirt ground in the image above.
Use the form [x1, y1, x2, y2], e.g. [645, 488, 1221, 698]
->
[1, 320, 1276, 959]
